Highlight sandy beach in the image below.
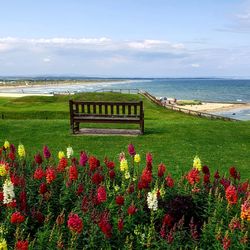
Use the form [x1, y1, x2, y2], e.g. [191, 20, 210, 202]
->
[174, 102, 250, 113]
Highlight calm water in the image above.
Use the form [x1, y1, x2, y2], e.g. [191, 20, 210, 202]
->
[1, 78, 250, 120]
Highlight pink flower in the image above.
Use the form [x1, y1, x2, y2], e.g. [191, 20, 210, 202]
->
[97, 186, 107, 203]
[43, 145, 51, 159]
[67, 213, 83, 234]
[79, 151, 88, 166]
[128, 144, 136, 156]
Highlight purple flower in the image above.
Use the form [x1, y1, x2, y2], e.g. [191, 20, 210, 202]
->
[43, 145, 51, 159]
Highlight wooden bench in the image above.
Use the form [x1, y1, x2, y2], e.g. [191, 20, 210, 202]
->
[69, 100, 144, 135]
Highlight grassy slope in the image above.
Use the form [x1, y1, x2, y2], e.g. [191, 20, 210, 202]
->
[0, 93, 249, 179]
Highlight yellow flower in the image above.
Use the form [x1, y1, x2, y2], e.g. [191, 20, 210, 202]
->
[134, 154, 141, 163]
[124, 171, 130, 179]
[58, 151, 65, 159]
[193, 156, 202, 171]
[114, 185, 120, 192]
[120, 159, 128, 172]
[3, 140, 10, 149]
[0, 238, 7, 250]
[18, 144, 25, 158]
[0, 164, 7, 176]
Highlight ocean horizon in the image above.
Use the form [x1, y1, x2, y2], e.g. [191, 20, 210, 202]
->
[1, 78, 250, 120]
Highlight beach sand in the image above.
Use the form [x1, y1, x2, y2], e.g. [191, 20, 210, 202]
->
[175, 102, 250, 112]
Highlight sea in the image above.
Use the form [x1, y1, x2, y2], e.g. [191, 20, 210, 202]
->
[1, 78, 250, 120]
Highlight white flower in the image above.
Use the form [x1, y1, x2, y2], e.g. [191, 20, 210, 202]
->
[147, 191, 158, 211]
[3, 179, 15, 204]
[66, 146, 74, 159]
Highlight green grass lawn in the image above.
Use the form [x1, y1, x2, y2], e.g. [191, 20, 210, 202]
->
[0, 92, 249, 179]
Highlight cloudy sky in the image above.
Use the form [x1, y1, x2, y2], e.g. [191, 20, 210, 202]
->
[0, 0, 250, 77]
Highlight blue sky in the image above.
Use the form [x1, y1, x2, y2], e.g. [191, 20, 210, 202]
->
[0, 0, 250, 77]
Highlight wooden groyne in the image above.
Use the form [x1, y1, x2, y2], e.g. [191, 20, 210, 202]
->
[95, 88, 240, 121]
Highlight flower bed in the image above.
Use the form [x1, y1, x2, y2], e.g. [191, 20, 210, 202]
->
[0, 141, 249, 249]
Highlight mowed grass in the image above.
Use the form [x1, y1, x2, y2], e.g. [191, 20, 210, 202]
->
[0, 92, 249, 179]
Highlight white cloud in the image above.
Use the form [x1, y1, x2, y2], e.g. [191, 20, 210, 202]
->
[43, 58, 51, 63]
[191, 63, 200, 68]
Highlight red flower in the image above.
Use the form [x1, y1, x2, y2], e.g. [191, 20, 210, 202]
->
[115, 195, 125, 206]
[43, 145, 51, 159]
[214, 170, 220, 179]
[34, 167, 45, 180]
[34, 153, 43, 165]
[203, 174, 210, 184]
[69, 165, 78, 181]
[57, 157, 68, 172]
[19, 190, 27, 212]
[146, 153, 153, 170]
[7, 199, 17, 208]
[98, 212, 112, 238]
[220, 178, 231, 190]
[226, 185, 238, 205]
[88, 156, 99, 172]
[118, 218, 124, 232]
[67, 213, 83, 234]
[163, 214, 172, 227]
[127, 184, 135, 194]
[10, 211, 25, 224]
[32, 210, 45, 224]
[222, 235, 231, 250]
[158, 163, 166, 177]
[92, 172, 104, 185]
[146, 153, 152, 164]
[186, 168, 200, 185]
[46, 167, 56, 184]
[229, 167, 240, 180]
[39, 183, 48, 194]
[15, 240, 29, 250]
[127, 204, 137, 215]
[0, 191, 3, 202]
[97, 186, 107, 203]
[8, 151, 15, 161]
[79, 151, 88, 166]
[141, 168, 152, 186]
[128, 144, 136, 156]
[238, 181, 249, 194]
[165, 175, 174, 188]
[76, 183, 84, 196]
[109, 170, 116, 180]
[104, 158, 115, 169]
[202, 165, 210, 175]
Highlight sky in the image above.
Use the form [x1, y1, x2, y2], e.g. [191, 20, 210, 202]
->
[0, 0, 250, 77]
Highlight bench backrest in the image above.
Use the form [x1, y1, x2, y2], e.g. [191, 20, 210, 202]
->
[69, 100, 143, 117]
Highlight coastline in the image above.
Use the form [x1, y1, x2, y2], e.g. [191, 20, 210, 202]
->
[175, 102, 250, 113]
